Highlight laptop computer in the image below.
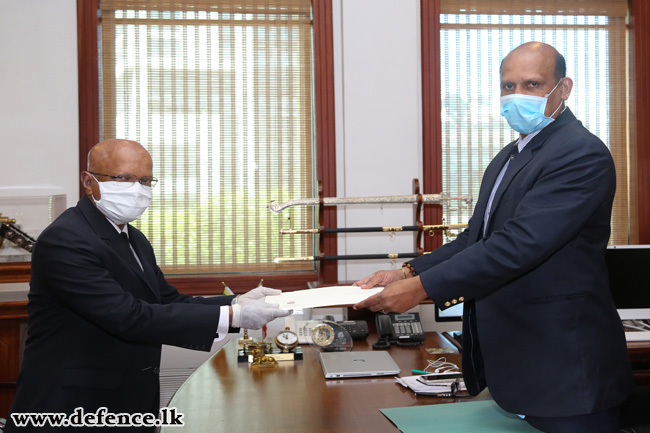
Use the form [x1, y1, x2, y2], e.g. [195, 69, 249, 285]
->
[319, 351, 401, 379]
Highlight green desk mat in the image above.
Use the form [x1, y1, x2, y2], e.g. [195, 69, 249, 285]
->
[380, 400, 542, 432]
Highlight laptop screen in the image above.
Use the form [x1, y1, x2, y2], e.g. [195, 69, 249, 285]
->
[435, 245, 650, 323]
[606, 245, 650, 319]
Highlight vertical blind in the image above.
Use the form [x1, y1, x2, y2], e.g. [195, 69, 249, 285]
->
[99, 0, 315, 273]
[439, 0, 633, 245]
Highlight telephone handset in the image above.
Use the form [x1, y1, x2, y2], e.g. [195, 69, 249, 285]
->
[373, 312, 425, 349]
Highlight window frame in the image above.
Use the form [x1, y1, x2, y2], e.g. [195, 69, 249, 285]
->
[419, 0, 650, 250]
[77, 0, 338, 294]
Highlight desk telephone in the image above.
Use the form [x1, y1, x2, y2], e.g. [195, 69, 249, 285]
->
[373, 312, 425, 349]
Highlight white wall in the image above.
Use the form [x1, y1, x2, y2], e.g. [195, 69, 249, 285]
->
[0, 0, 79, 293]
[331, 1, 457, 332]
[0, 0, 79, 204]
[333, 0, 424, 283]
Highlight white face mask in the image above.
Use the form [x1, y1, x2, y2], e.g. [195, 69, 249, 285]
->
[91, 175, 152, 225]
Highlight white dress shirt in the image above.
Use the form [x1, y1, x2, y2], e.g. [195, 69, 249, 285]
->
[482, 129, 542, 236]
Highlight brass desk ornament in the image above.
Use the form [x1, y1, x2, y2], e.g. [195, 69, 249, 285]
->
[247, 342, 278, 368]
[238, 329, 254, 347]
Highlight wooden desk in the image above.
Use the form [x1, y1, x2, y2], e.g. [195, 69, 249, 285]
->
[163, 333, 479, 432]
[165, 330, 650, 433]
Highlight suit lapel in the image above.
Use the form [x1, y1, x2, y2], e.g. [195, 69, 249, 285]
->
[481, 109, 578, 235]
[484, 143, 533, 232]
[78, 196, 160, 301]
[468, 144, 514, 243]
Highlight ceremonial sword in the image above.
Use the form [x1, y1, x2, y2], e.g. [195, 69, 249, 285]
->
[269, 193, 472, 213]
[279, 223, 468, 235]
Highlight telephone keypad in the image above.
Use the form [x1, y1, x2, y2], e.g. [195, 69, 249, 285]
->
[393, 321, 423, 337]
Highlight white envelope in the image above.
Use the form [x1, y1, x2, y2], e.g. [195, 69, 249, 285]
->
[265, 285, 383, 310]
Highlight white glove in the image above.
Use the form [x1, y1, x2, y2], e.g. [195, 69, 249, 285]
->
[232, 286, 282, 305]
[231, 299, 292, 330]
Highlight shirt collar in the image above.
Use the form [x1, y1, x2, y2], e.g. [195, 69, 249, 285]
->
[105, 217, 129, 237]
[515, 128, 542, 153]
[516, 106, 568, 152]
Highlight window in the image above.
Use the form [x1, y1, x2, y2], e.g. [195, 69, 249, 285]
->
[99, 0, 316, 274]
[437, 1, 633, 245]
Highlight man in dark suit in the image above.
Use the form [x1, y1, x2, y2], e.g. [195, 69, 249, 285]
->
[354, 42, 633, 432]
[6, 139, 290, 431]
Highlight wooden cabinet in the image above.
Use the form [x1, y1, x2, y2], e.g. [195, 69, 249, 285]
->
[0, 300, 27, 419]
[0, 261, 29, 418]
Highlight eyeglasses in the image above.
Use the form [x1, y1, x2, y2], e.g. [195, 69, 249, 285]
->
[89, 172, 158, 188]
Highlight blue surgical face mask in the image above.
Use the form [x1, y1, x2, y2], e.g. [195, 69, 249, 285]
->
[500, 79, 564, 135]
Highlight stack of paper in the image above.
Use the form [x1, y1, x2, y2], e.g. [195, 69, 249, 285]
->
[395, 375, 467, 396]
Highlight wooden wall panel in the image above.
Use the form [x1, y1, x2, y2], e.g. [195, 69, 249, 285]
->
[77, 0, 100, 200]
[0, 263, 30, 284]
[421, 0, 443, 253]
[313, 0, 338, 283]
[633, 0, 650, 244]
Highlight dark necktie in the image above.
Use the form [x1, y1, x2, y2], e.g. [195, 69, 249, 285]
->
[121, 232, 143, 272]
[510, 143, 519, 160]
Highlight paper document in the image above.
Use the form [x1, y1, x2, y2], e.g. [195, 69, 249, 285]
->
[266, 285, 383, 310]
[395, 375, 467, 396]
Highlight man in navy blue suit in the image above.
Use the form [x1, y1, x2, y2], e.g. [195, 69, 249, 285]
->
[7, 139, 291, 431]
[354, 42, 632, 432]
